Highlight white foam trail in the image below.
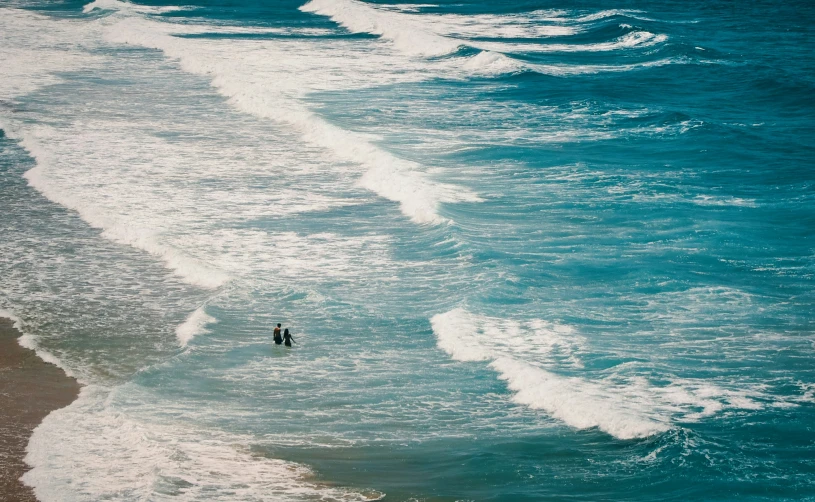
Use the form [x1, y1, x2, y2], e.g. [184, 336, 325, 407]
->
[489, 357, 668, 439]
[301, 0, 461, 56]
[18, 136, 230, 289]
[527, 57, 682, 76]
[298, 1, 671, 78]
[0, 9, 104, 99]
[1, 6, 230, 289]
[7, 129, 230, 290]
[313, 5, 581, 41]
[83, 0, 187, 15]
[477, 31, 668, 54]
[434, 308, 754, 440]
[432, 307, 586, 367]
[24, 385, 383, 501]
[176, 307, 217, 347]
[425, 12, 578, 39]
[83, 0, 130, 13]
[431, 308, 671, 439]
[569, 9, 653, 23]
[693, 195, 757, 208]
[100, 15, 480, 224]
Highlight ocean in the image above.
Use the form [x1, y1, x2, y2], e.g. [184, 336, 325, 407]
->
[1, 0, 813, 500]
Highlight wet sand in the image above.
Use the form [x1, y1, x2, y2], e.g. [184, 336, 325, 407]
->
[0, 317, 80, 502]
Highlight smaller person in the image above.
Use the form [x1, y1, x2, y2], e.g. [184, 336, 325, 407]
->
[273, 324, 283, 345]
[283, 328, 295, 347]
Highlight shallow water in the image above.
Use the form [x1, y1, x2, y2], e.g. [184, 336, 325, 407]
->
[1, 0, 813, 500]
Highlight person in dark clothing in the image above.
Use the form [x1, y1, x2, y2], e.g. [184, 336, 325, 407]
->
[283, 328, 295, 347]
[273, 323, 283, 345]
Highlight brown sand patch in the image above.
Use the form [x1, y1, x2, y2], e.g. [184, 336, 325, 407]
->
[0, 317, 80, 502]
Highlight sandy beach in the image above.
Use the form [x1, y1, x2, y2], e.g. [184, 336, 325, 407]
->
[0, 317, 80, 502]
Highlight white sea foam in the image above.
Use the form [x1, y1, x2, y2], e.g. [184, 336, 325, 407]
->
[83, 0, 188, 15]
[432, 307, 586, 367]
[489, 357, 669, 439]
[461, 50, 523, 75]
[0, 9, 103, 99]
[0, 6, 229, 290]
[99, 14, 481, 224]
[17, 334, 74, 377]
[431, 308, 668, 439]
[297, 0, 669, 79]
[379, 4, 437, 13]
[569, 9, 652, 23]
[0, 308, 23, 329]
[302, 0, 583, 50]
[195, 230, 397, 283]
[457, 53, 681, 78]
[24, 385, 383, 501]
[528, 57, 683, 76]
[176, 306, 217, 347]
[477, 31, 668, 54]
[431, 308, 767, 439]
[424, 13, 578, 39]
[301, 0, 461, 56]
[692, 195, 757, 207]
[16, 133, 230, 290]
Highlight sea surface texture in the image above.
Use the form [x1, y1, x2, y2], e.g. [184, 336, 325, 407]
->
[1, 0, 813, 500]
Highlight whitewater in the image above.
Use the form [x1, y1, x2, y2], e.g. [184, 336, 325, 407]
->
[1, 0, 813, 500]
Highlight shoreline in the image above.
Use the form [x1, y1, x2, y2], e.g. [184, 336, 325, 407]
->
[0, 317, 80, 502]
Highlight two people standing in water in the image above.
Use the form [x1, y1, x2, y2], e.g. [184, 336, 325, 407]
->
[273, 323, 295, 347]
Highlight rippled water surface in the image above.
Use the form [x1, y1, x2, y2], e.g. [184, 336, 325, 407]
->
[1, 0, 813, 500]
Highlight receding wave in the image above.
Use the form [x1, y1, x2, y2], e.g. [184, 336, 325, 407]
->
[25, 385, 384, 501]
[0, 307, 75, 378]
[477, 31, 668, 54]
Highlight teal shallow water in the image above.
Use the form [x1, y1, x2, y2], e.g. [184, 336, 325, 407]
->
[1, 0, 813, 500]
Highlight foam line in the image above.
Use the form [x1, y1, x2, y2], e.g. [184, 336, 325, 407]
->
[15, 132, 230, 289]
[100, 15, 481, 224]
[489, 357, 669, 439]
[431, 308, 768, 439]
[300, 0, 462, 56]
[0, 8, 104, 99]
[83, 0, 187, 15]
[568, 9, 654, 23]
[431, 308, 668, 439]
[477, 31, 669, 54]
[298, 1, 669, 78]
[24, 385, 384, 500]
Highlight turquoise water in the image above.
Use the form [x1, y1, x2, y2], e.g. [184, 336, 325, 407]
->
[1, 0, 813, 500]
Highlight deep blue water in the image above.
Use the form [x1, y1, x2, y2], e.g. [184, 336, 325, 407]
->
[1, 0, 813, 500]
